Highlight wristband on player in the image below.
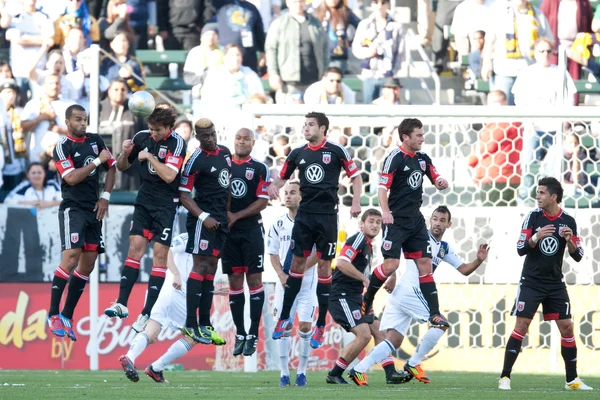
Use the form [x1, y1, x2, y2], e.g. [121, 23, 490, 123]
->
[531, 233, 539, 243]
[101, 192, 111, 201]
[198, 212, 210, 222]
[92, 158, 102, 167]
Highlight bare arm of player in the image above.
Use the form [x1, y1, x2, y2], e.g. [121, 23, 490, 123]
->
[457, 244, 490, 276]
[377, 187, 393, 225]
[94, 165, 116, 221]
[268, 176, 287, 200]
[140, 151, 178, 184]
[228, 198, 268, 229]
[335, 258, 369, 287]
[166, 249, 182, 290]
[350, 175, 363, 217]
[63, 149, 111, 186]
[178, 190, 220, 231]
[270, 254, 288, 287]
[117, 139, 133, 171]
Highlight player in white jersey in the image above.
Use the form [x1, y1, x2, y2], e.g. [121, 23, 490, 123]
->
[117, 233, 202, 383]
[267, 181, 319, 387]
[351, 206, 489, 384]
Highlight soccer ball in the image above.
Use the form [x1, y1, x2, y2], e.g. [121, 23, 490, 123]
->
[128, 90, 155, 119]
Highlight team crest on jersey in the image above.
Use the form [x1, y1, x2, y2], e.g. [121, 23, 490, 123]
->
[91, 143, 98, 155]
[352, 310, 362, 320]
[517, 301, 525, 312]
[71, 233, 79, 243]
[246, 168, 254, 180]
[225, 156, 231, 167]
[383, 240, 392, 251]
[322, 153, 331, 164]
[130, 221, 133, 231]
[200, 240, 209, 250]
[438, 246, 445, 258]
[419, 160, 426, 171]
[277, 220, 283, 228]
[158, 147, 167, 159]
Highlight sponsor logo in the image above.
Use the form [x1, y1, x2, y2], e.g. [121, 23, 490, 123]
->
[408, 170, 422, 190]
[211, 167, 217, 172]
[519, 233, 527, 241]
[299, 159, 306, 164]
[383, 240, 392, 251]
[74, 152, 80, 157]
[181, 176, 188, 186]
[345, 249, 354, 259]
[147, 156, 159, 175]
[70, 233, 79, 243]
[419, 160, 426, 171]
[245, 168, 254, 180]
[158, 147, 167, 159]
[517, 301, 525, 312]
[352, 310, 362, 320]
[322, 153, 331, 164]
[84, 156, 98, 176]
[218, 169, 230, 188]
[380, 175, 388, 185]
[231, 178, 247, 198]
[61, 160, 71, 169]
[540, 236, 559, 256]
[404, 165, 410, 171]
[305, 164, 325, 184]
[200, 240, 209, 251]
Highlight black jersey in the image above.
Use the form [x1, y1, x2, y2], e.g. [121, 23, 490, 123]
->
[127, 130, 186, 207]
[379, 147, 441, 218]
[179, 145, 232, 225]
[516, 208, 583, 285]
[279, 139, 359, 214]
[331, 232, 373, 298]
[54, 133, 116, 210]
[229, 156, 270, 230]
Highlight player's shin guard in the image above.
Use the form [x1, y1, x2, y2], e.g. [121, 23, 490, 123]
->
[185, 272, 204, 327]
[501, 329, 525, 378]
[330, 357, 349, 377]
[561, 335, 578, 382]
[141, 266, 167, 315]
[61, 270, 89, 319]
[49, 266, 70, 316]
[151, 338, 192, 372]
[363, 265, 389, 313]
[409, 327, 445, 366]
[279, 271, 304, 320]
[297, 329, 312, 375]
[354, 339, 395, 373]
[418, 274, 440, 316]
[249, 285, 265, 336]
[198, 274, 215, 326]
[117, 258, 141, 306]
[316, 275, 332, 326]
[229, 288, 246, 336]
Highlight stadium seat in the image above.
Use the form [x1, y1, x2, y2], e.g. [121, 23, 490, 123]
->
[136, 50, 188, 64]
[145, 77, 192, 91]
[110, 191, 138, 205]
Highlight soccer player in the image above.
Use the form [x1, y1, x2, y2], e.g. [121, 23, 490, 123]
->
[178, 118, 231, 345]
[350, 206, 489, 384]
[268, 181, 319, 387]
[327, 209, 410, 386]
[268, 111, 363, 348]
[47, 104, 116, 341]
[499, 177, 592, 391]
[221, 128, 270, 356]
[104, 106, 186, 333]
[362, 118, 450, 329]
[118, 233, 195, 384]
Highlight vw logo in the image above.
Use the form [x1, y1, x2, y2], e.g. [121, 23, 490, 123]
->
[305, 163, 324, 184]
[231, 178, 247, 198]
[408, 170, 422, 189]
[84, 156, 97, 176]
[147, 156, 158, 175]
[540, 236, 559, 256]
[218, 169, 230, 188]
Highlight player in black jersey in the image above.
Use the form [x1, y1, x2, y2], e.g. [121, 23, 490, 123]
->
[104, 106, 187, 333]
[269, 112, 363, 349]
[362, 118, 450, 329]
[221, 128, 270, 357]
[499, 177, 592, 391]
[47, 104, 116, 341]
[179, 118, 231, 345]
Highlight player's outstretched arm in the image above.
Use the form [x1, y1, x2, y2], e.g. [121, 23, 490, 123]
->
[457, 244, 489, 276]
[335, 258, 369, 287]
[350, 174, 363, 217]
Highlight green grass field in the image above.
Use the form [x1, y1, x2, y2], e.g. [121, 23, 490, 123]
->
[0, 370, 597, 399]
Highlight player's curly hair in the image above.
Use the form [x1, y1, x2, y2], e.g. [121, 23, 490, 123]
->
[398, 118, 423, 141]
[305, 112, 329, 135]
[146, 106, 178, 128]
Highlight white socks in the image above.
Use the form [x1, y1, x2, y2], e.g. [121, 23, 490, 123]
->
[297, 330, 312, 375]
[151, 338, 192, 372]
[126, 333, 149, 363]
[354, 339, 395, 373]
[278, 336, 291, 377]
[409, 328, 445, 366]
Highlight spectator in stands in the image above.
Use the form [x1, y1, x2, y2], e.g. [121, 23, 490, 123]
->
[352, 0, 404, 104]
[157, 0, 209, 50]
[98, 0, 135, 50]
[28, 46, 73, 101]
[4, 161, 61, 207]
[37, 0, 70, 21]
[215, 0, 266, 73]
[269, 133, 290, 174]
[321, 0, 360, 74]
[20, 74, 71, 163]
[0, 60, 14, 81]
[303, 65, 356, 104]
[174, 117, 199, 159]
[450, 0, 495, 60]
[100, 31, 146, 92]
[247, 0, 281, 32]
[481, 0, 552, 105]
[265, 0, 329, 104]
[0, 79, 26, 200]
[431, 0, 462, 73]
[62, 27, 85, 74]
[468, 90, 522, 206]
[417, 0, 434, 47]
[65, 48, 110, 111]
[54, 0, 101, 47]
[540, 0, 592, 81]
[125, 0, 157, 50]
[184, 23, 224, 96]
[567, 39, 600, 79]
[467, 30, 485, 81]
[372, 76, 401, 105]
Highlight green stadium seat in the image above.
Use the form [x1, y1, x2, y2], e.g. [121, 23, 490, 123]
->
[136, 50, 188, 64]
[474, 79, 490, 93]
[145, 77, 192, 91]
[110, 191, 138, 205]
[574, 80, 600, 94]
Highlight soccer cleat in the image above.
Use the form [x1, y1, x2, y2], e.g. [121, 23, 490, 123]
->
[132, 314, 149, 333]
[145, 365, 169, 383]
[118, 355, 139, 382]
[386, 370, 413, 384]
[428, 314, 449, 328]
[47, 315, 65, 337]
[233, 335, 246, 356]
[348, 369, 369, 386]
[104, 303, 129, 319]
[310, 326, 325, 349]
[272, 317, 292, 340]
[181, 326, 212, 345]
[279, 375, 291, 387]
[498, 376, 511, 390]
[243, 334, 258, 356]
[200, 325, 226, 345]
[565, 377, 593, 391]
[404, 362, 430, 383]
[326, 374, 349, 384]
[60, 314, 77, 341]
[295, 373, 307, 387]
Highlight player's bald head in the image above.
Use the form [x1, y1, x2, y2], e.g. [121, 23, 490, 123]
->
[235, 128, 255, 140]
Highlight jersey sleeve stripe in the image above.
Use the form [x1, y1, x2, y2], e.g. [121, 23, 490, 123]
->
[184, 149, 202, 175]
[521, 210, 535, 229]
[252, 158, 271, 183]
[351, 232, 365, 249]
[328, 140, 352, 161]
[382, 148, 401, 174]
[55, 137, 69, 160]
[173, 133, 184, 156]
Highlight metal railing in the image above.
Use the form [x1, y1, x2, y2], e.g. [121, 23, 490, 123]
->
[404, 28, 441, 105]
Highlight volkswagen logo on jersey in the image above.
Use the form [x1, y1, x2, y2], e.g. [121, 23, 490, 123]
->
[84, 156, 98, 176]
[147, 156, 158, 175]
[408, 170, 422, 189]
[218, 169, 230, 188]
[305, 163, 324, 184]
[231, 178, 247, 198]
[540, 236, 559, 256]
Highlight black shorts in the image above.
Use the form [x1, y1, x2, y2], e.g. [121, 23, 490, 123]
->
[329, 295, 366, 332]
[221, 225, 265, 275]
[59, 206, 105, 254]
[511, 283, 572, 320]
[381, 215, 432, 260]
[185, 214, 227, 257]
[130, 203, 177, 246]
[291, 210, 337, 260]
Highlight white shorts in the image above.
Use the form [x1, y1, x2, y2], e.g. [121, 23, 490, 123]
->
[379, 285, 429, 336]
[273, 266, 318, 324]
[150, 288, 186, 331]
